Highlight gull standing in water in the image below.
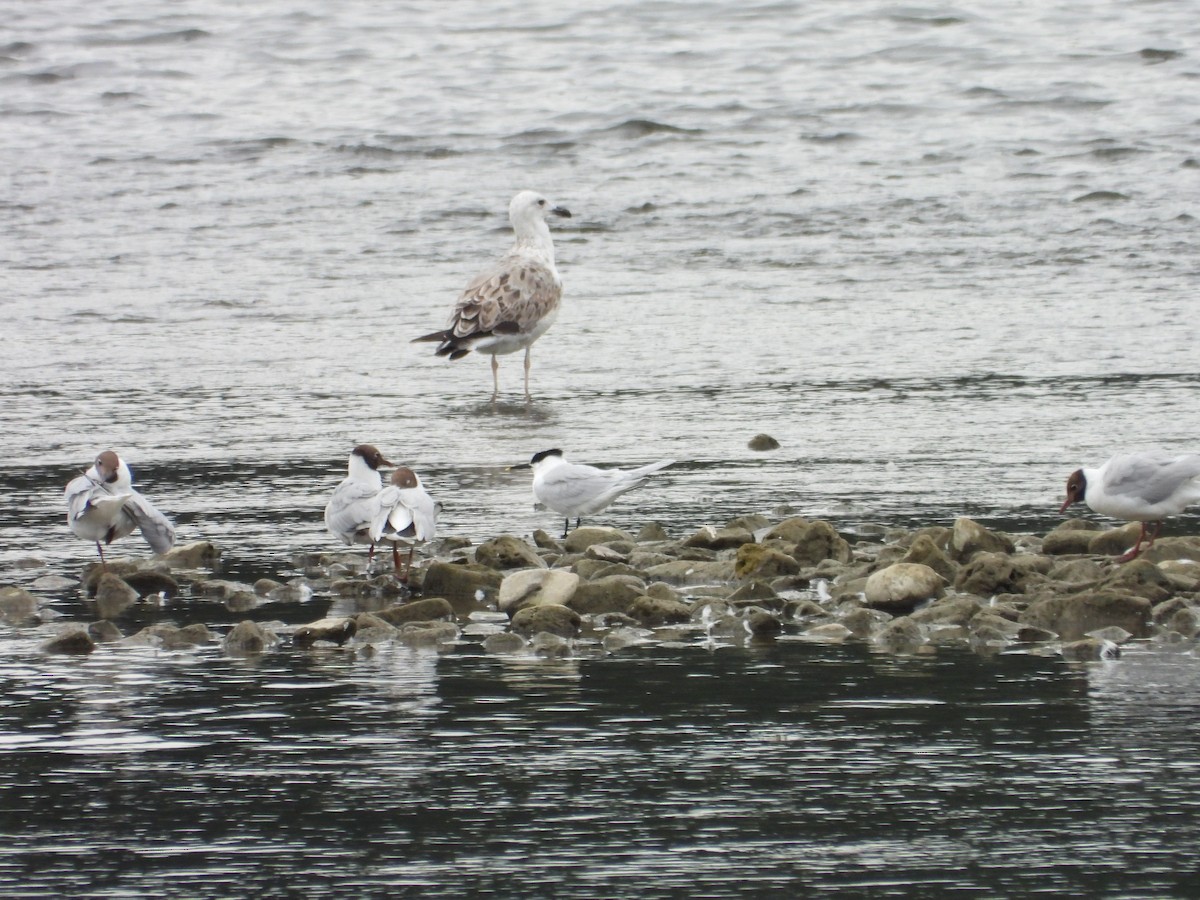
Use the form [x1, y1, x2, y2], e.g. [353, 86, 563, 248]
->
[324, 444, 394, 568]
[510, 449, 675, 537]
[371, 466, 440, 583]
[412, 190, 571, 402]
[1060, 451, 1200, 561]
[64, 450, 176, 566]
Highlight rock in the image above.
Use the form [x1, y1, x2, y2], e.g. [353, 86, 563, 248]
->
[791, 520, 853, 566]
[30, 575, 76, 592]
[874, 616, 924, 654]
[254, 578, 285, 595]
[126, 623, 212, 649]
[1047, 558, 1105, 585]
[1042, 522, 1102, 555]
[94, 573, 139, 619]
[841, 607, 890, 638]
[900, 534, 957, 582]
[635, 522, 670, 542]
[643, 559, 737, 586]
[294, 617, 358, 647]
[864, 563, 945, 610]
[265, 580, 313, 604]
[645, 581, 681, 601]
[498, 569, 580, 615]
[1087, 523, 1143, 558]
[629, 595, 693, 627]
[223, 620, 275, 654]
[1140, 536, 1200, 565]
[1061, 638, 1120, 661]
[43, 627, 95, 655]
[734, 544, 802, 580]
[564, 526, 635, 554]
[950, 518, 1015, 560]
[196, 579, 259, 600]
[727, 580, 779, 604]
[0, 587, 40, 625]
[748, 433, 780, 451]
[159, 540, 221, 569]
[88, 620, 124, 642]
[801, 622, 854, 643]
[224, 592, 260, 613]
[1164, 606, 1200, 638]
[475, 535, 547, 570]
[532, 529, 563, 551]
[420, 561, 503, 604]
[1020, 591, 1151, 642]
[375, 597, 455, 625]
[909, 596, 982, 627]
[568, 575, 645, 616]
[483, 631, 528, 655]
[353, 612, 400, 644]
[762, 517, 811, 544]
[1099, 560, 1175, 604]
[1016, 625, 1058, 643]
[744, 610, 783, 638]
[585, 543, 628, 563]
[683, 525, 754, 551]
[397, 621, 459, 648]
[510, 604, 581, 639]
[529, 632, 572, 658]
[954, 552, 1017, 596]
[122, 569, 179, 597]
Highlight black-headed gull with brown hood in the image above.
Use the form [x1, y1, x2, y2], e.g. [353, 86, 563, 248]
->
[1060, 451, 1200, 561]
[64, 449, 176, 566]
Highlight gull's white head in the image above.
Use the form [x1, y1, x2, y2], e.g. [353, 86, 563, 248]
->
[509, 191, 571, 235]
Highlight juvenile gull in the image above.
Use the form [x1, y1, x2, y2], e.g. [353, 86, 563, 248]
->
[371, 466, 440, 583]
[64, 450, 176, 566]
[413, 190, 571, 402]
[510, 449, 675, 537]
[1060, 451, 1200, 561]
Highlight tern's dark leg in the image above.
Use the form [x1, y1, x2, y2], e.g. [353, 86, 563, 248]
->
[562, 517, 569, 539]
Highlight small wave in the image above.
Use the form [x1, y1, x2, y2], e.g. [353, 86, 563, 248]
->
[594, 119, 703, 139]
[82, 28, 211, 47]
[1073, 190, 1130, 203]
[1139, 47, 1183, 63]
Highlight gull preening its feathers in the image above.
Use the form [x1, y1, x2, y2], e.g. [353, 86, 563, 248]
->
[413, 190, 571, 402]
[324, 444, 439, 580]
[511, 449, 676, 537]
[64, 450, 176, 566]
[1060, 450, 1200, 562]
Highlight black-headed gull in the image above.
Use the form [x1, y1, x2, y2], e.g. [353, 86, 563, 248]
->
[64, 450, 176, 566]
[1060, 451, 1200, 561]
[510, 449, 675, 537]
[324, 444, 394, 567]
[371, 466, 440, 583]
[412, 190, 571, 402]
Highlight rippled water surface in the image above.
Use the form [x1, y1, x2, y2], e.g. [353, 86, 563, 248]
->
[3, 0, 1200, 894]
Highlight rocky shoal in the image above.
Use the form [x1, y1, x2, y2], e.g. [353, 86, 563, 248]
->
[5, 515, 1200, 662]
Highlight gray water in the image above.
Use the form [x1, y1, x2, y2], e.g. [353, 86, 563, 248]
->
[3, 0, 1200, 895]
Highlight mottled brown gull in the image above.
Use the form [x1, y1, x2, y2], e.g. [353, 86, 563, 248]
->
[413, 190, 571, 402]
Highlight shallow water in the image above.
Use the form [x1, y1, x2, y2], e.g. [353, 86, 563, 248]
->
[3, 0, 1200, 894]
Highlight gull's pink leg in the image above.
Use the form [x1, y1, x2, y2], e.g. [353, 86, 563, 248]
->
[1116, 523, 1148, 563]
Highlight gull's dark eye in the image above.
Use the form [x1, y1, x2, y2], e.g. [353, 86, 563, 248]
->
[537, 199, 546, 206]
